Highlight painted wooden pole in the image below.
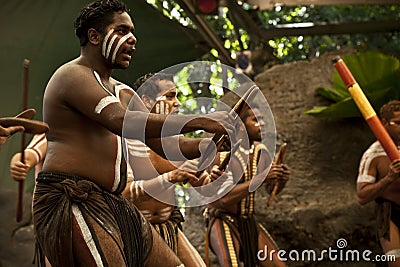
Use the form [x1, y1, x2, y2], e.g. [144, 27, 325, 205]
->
[333, 56, 400, 161]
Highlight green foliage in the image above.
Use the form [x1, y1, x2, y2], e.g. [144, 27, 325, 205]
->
[304, 51, 400, 118]
[261, 5, 400, 63]
[146, 1, 400, 68]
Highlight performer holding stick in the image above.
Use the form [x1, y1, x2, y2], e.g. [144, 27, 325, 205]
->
[335, 57, 400, 265]
[204, 102, 290, 267]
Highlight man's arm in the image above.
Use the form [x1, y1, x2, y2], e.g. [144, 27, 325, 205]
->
[122, 165, 200, 202]
[10, 133, 47, 181]
[54, 65, 234, 144]
[357, 158, 400, 205]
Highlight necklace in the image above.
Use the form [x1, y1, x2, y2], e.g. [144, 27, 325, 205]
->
[239, 144, 254, 155]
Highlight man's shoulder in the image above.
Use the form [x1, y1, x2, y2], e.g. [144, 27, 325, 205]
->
[51, 61, 91, 83]
[362, 141, 386, 159]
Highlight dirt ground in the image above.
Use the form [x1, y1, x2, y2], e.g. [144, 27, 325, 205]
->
[0, 47, 388, 266]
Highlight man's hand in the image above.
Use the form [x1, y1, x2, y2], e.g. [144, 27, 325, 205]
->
[264, 163, 290, 194]
[168, 160, 200, 184]
[201, 111, 235, 136]
[10, 152, 32, 181]
[387, 159, 400, 181]
[189, 164, 224, 187]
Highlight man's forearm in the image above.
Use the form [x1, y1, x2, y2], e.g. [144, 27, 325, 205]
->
[358, 176, 396, 204]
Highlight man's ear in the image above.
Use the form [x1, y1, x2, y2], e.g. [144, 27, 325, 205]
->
[88, 28, 100, 45]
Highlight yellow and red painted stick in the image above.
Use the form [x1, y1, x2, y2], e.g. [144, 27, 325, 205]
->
[333, 56, 400, 161]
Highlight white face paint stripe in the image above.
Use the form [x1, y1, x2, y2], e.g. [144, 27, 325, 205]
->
[105, 35, 118, 60]
[155, 96, 167, 101]
[95, 96, 119, 114]
[72, 205, 104, 267]
[111, 32, 134, 63]
[160, 101, 164, 114]
[102, 29, 114, 57]
[155, 103, 160, 114]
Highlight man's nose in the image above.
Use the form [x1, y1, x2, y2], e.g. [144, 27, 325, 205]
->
[128, 34, 137, 45]
[174, 99, 181, 107]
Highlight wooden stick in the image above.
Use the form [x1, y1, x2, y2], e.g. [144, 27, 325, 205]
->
[333, 57, 400, 161]
[16, 59, 30, 222]
[217, 139, 242, 171]
[267, 143, 287, 206]
[197, 86, 258, 170]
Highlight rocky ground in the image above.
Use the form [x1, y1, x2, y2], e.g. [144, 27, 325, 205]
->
[0, 47, 389, 266]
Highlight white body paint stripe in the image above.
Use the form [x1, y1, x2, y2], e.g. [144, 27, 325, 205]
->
[357, 141, 394, 184]
[95, 96, 119, 114]
[72, 204, 104, 267]
[111, 32, 134, 63]
[106, 35, 118, 60]
[386, 249, 400, 258]
[102, 29, 114, 57]
[111, 136, 122, 192]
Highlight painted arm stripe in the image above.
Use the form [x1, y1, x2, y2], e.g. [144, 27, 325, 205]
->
[94, 96, 119, 114]
[357, 174, 376, 183]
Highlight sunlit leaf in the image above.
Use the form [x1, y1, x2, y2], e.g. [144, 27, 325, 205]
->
[305, 52, 400, 118]
[305, 86, 399, 118]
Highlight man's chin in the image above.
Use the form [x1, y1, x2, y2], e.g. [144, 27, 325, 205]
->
[115, 62, 130, 69]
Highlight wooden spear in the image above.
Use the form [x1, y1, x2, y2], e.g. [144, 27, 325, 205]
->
[16, 59, 30, 222]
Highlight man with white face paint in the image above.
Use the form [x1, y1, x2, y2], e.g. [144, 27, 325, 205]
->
[33, 1, 235, 267]
[123, 72, 225, 267]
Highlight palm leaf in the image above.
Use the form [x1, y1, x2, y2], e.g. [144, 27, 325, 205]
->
[304, 87, 399, 118]
[305, 51, 400, 118]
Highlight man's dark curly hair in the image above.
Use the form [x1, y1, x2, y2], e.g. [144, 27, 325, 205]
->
[380, 100, 400, 121]
[74, 0, 129, 46]
[134, 73, 174, 100]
